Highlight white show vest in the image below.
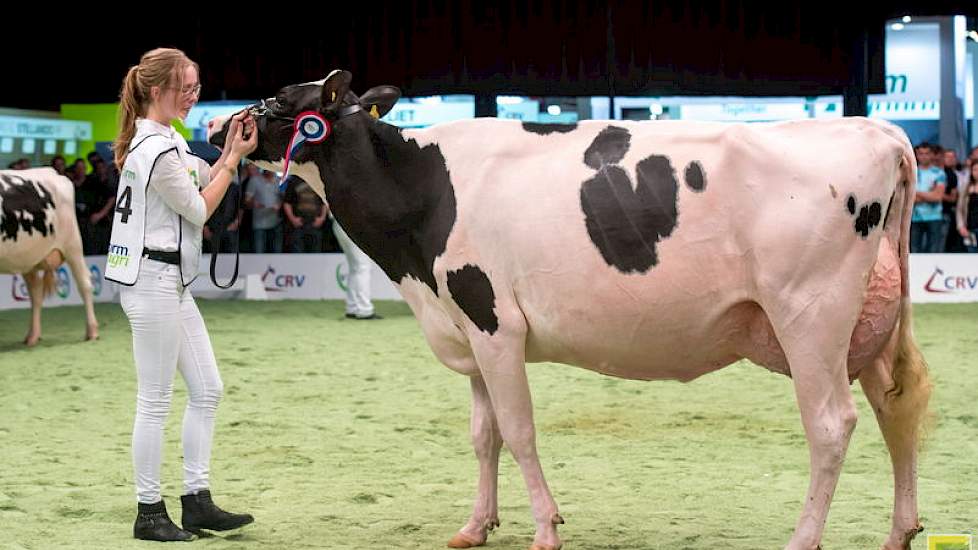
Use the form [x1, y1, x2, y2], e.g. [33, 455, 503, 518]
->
[105, 122, 210, 286]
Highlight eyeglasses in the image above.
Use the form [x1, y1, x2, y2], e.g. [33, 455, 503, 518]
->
[167, 84, 202, 98]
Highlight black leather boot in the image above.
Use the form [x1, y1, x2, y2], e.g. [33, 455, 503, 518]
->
[180, 490, 254, 534]
[133, 500, 196, 542]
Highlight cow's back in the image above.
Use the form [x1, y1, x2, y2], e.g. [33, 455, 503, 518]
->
[414, 118, 907, 380]
[0, 168, 77, 273]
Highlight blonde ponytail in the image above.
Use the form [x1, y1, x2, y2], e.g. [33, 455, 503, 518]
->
[113, 66, 142, 168]
[111, 48, 199, 169]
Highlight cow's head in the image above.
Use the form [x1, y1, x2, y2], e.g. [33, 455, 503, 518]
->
[206, 70, 400, 182]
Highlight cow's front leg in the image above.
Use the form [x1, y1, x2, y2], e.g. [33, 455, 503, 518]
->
[448, 376, 503, 548]
[24, 270, 45, 346]
[469, 330, 562, 550]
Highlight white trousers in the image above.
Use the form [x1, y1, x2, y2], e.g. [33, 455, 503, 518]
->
[120, 259, 223, 504]
[332, 220, 374, 317]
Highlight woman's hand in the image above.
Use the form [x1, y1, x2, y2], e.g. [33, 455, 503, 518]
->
[959, 226, 970, 238]
[221, 113, 245, 155]
[231, 115, 258, 158]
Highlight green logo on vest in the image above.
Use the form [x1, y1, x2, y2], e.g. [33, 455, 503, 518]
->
[107, 244, 130, 268]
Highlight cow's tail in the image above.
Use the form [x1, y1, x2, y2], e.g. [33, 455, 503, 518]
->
[886, 144, 932, 441]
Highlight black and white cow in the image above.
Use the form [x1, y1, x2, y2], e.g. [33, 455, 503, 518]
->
[209, 71, 931, 550]
[0, 168, 98, 346]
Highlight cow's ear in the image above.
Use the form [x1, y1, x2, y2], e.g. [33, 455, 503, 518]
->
[359, 86, 401, 119]
[320, 70, 353, 113]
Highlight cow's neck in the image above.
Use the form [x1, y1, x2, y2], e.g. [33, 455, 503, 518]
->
[318, 118, 456, 296]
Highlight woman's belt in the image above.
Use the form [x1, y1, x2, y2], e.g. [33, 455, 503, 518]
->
[142, 248, 180, 265]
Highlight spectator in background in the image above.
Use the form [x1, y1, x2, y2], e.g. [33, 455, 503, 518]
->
[7, 158, 30, 170]
[82, 157, 117, 254]
[239, 163, 259, 190]
[283, 176, 327, 253]
[941, 148, 968, 252]
[245, 169, 283, 253]
[51, 155, 67, 176]
[70, 159, 95, 253]
[86, 151, 104, 176]
[945, 149, 968, 188]
[331, 215, 380, 320]
[911, 143, 946, 253]
[203, 178, 243, 253]
[932, 146, 960, 252]
[957, 161, 978, 253]
[236, 164, 258, 252]
[6, 161, 18, 169]
[71, 159, 87, 180]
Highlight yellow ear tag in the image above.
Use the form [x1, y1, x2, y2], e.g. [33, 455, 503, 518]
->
[331, 91, 336, 102]
[369, 105, 380, 119]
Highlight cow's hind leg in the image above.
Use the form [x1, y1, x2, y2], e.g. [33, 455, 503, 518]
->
[770, 305, 860, 550]
[23, 270, 45, 346]
[448, 376, 503, 548]
[63, 243, 98, 341]
[858, 301, 930, 550]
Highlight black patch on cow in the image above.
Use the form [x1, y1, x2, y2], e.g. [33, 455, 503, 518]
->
[683, 161, 706, 192]
[212, 80, 459, 298]
[583, 126, 630, 170]
[447, 265, 498, 335]
[316, 118, 457, 296]
[846, 195, 857, 215]
[845, 194, 883, 239]
[854, 202, 883, 238]
[521, 122, 578, 135]
[580, 152, 680, 274]
[0, 173, 56, 242]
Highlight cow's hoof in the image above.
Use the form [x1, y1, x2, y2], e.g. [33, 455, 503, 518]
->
[447, 532, 485, 548]
[529, 544, 562, 550]
[881, 522, 924, 550]
[85, 326, 99, 341]
[24, 335, 40, 347]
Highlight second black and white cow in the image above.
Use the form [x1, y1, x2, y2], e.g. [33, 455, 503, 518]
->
[209, 71, 930, 550]
[0, 168, 98, 346]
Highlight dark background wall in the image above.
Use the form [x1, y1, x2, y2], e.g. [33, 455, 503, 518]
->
[1, 2, 973, 110]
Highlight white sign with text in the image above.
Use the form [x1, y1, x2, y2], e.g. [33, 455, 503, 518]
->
[3, 254, 977, 310]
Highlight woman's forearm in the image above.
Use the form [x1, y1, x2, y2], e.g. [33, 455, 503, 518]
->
[210, 151, 232, 182]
